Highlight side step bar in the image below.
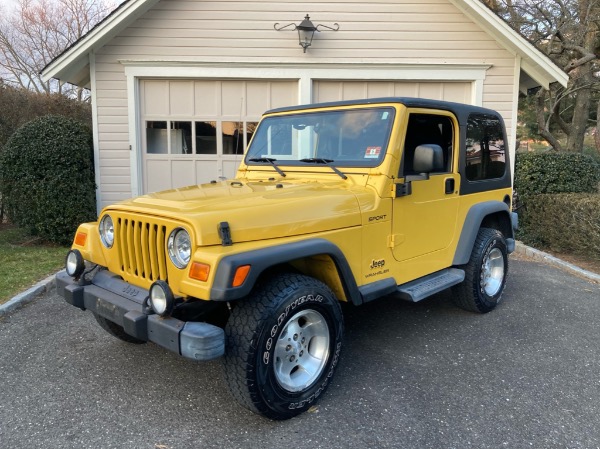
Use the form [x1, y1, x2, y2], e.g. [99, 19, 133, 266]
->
[397, 268, 465, 302]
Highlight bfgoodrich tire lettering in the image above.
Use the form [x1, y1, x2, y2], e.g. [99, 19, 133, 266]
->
[223, 273, 344, 420]
[452, 227, 508, 313]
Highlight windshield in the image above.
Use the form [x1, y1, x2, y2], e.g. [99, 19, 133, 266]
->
[245, 107, 395, 167]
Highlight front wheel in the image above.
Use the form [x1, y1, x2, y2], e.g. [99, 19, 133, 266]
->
[223, 273, 344, 420]
[452, 227, 508, 313]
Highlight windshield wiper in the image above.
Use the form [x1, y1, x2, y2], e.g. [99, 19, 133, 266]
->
[299, 158, 348, 180]
[248, 157, 286, 177]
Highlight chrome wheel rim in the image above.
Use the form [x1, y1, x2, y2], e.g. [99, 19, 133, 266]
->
[274, 309, 330, 392]
[481, 247, 505, 296]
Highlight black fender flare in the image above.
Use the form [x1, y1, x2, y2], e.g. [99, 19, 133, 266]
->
[210, 238, 363, 305]
[453, 201, 515, 266]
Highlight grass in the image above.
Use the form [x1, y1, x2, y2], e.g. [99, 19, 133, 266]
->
[0, 225, 68, 305]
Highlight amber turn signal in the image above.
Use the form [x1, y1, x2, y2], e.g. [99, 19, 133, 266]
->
[232, 265, 251, 287]
[74, 232, 87, 246]
[189, 262, 210, 281]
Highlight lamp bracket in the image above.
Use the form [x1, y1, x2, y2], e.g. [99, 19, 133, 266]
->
[273, 22, 298, 32]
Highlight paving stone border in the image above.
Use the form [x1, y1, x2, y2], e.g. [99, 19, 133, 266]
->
[0, 272, 61, 317]
[514, 241, 600, 284]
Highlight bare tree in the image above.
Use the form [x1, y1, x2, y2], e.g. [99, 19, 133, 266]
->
[0, 0, 115, 98]
[483, 0, 600, 155]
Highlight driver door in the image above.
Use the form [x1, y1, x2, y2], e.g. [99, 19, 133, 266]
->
[391, 110, 460, 267]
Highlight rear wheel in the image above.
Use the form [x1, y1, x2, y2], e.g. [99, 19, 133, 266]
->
[93, 313, 146, 344]
[223, 273, 344, 420]
[453, 227, 508, 313]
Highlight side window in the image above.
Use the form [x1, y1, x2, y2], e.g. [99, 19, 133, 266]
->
[465, 114, 506, 181]
[402, 113, 454, 175]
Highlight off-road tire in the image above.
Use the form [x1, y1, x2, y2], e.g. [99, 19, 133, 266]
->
[223, 273, 344, 420]
[452, 227, 508, 313]
[93, 312, 146, 344]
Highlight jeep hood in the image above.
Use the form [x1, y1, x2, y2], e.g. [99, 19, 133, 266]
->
[106, 180, 368, 246]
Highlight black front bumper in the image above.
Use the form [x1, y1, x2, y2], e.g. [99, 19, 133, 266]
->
[56, 270, 224, 361]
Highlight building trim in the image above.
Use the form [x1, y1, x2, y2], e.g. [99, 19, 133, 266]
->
[89, 51, 102, 212]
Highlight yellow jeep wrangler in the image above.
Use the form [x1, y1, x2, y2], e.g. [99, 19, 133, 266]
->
[57, 97, 517, 420]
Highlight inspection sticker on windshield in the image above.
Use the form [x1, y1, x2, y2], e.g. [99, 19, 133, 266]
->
[364, 146, 381, 158]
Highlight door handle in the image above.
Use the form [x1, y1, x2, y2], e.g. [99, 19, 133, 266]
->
[445, 178, 455, 194]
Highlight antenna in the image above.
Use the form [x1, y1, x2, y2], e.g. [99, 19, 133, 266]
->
[233, 95, 244, 178]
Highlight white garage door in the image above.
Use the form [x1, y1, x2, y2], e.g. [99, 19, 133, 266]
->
[140, 79, 298, 193]
[313, 80, 472, 103]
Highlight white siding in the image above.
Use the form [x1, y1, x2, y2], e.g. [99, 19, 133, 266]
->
[93, 0, 517, 208]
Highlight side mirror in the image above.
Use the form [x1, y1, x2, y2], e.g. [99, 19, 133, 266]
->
[413, 144, 444, 173]
[395, 144, 445, 197]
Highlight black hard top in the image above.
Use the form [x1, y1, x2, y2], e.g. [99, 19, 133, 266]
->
[266, 97, 502, 126]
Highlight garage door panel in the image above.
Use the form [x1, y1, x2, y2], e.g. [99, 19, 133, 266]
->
[221, 81, 246, 117]
[195, 160, 219, 185]
[141, 79, 298, 193]
[222, 159, 242, 180]
[314, 83, 340, 103]
[194, 81, 219, 117]
[146, 160, 171, 193]
[393, 83, 419, 97]
[169, 81, 194, 116]
[271, 82, 298, 108]
[342, 83, 368, 101]
[171, 160, 196, 189]
[418, 82, 444, 100]
[443, 83, 471, 103]
[366, 83, 394, 98]
[314, 81, 471, 103]
[246, 82, 270, 116]
[142, 80, 168, 115]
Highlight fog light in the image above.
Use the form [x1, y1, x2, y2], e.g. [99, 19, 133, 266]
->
[65, 250, 85, 278]
[148, 280, 174, 317]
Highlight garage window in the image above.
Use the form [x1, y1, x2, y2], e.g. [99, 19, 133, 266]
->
[195, 121, 217, 154]
[146, 119, 257, 156]
[222, 122, 258, 155]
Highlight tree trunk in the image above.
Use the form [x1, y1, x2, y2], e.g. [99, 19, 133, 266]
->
[536, 89, 564, 151]
[595, 98, 600, 157]
[566, 71, 592, 152]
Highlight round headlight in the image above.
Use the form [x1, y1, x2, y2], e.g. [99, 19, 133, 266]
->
[99, 215, 114, 248]
[168, 228, 191, 269]
[65, 249, 85, 278]
[148, 281, 174, 316]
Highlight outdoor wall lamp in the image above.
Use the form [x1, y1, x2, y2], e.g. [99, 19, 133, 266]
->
[274, 14, 340, 53]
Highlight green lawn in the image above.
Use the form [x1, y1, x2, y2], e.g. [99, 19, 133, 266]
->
[0, 226, 68, 305]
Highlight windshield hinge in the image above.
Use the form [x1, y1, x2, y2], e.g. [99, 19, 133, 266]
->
[395, 182, 412, 197]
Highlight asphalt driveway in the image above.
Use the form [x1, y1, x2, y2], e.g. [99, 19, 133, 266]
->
[1, 256, 599, 449]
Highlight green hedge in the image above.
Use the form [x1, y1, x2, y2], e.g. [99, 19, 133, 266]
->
[514, 152, 600, 258]
[0, 82, 91, 151]
[519, 193, 600, 258]
[0, 115, 96, 244]
[514, 152, 600, 198]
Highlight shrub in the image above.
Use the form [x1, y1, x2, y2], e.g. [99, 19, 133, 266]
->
[0, 115, 96, 244]
[0, 83, 92, 223]
[0, 82, 91, 152]
[514, 151, 600, 198]
[518, 193, 600, 258]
